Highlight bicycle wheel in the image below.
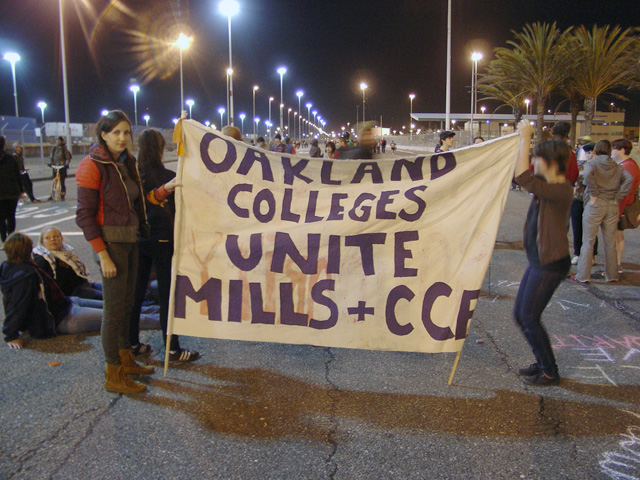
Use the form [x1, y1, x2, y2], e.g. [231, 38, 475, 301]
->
[51, 176, 61, 202]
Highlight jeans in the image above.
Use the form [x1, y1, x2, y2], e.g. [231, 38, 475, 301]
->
[0, 198, 19, 242]
[129, 240, 180, 351]
[101, 242, 138, 365]
[576, 199, 619, 282]
[570, 198, 598, 257]
[514, 265, 568, 377]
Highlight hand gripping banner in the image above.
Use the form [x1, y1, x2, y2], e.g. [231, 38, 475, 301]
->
[168, 120, 518, 354]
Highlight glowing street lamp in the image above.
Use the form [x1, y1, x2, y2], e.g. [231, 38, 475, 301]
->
[268, 97, 274, 140]
[218, 107, 225, 127]
[306, 102, 312, 137]
[226, 68, 232, 116]
[277, 66, 287, 130]
[204, 120, 210, 127]
[287, 108, 292, 137]
[219, 0, 239, 125]
[3, 52, 20, 116]
[470, 51, 483, 138]
[279, 103, 284, 132]
[101, 109, 109, 117]
[296, 90, 304, 140]
[174, 33, 192, 115]
[37, 101, 47, 124]
[312, 109, 317, 127]
[239, 113, 245, 135]
[524, 98, 531, 116]
[360, 82, 368, 125]
[129, 84, 140, 125]
[293, 112, 297, 139]
[409, 93, 415, 138]
[186, 98, 194, 118]
[254, 117, 260, 136]
[143, 114, 150, 126]
[252, 85, 259, 140]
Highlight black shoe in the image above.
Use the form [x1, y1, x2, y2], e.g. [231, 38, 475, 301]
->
[169, 349, 200, 362]
[518, 363, 540, 376]
[522, 372, 560, 386]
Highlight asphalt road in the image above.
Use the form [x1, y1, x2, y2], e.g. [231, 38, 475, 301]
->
[0, 151, 639, 480]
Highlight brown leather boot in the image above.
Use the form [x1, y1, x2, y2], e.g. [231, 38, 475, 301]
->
[104, 363, 146, 393]
[119, 349, 154, 375]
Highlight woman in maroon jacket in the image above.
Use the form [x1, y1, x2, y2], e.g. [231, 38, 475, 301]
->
[76, 110, 153, 394]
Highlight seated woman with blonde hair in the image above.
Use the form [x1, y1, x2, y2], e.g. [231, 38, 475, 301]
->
[33, 227, 102, 299]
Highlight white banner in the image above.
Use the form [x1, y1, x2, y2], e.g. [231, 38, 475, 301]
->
[169, 120, 519, 353]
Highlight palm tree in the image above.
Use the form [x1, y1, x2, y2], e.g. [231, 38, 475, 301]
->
[571, 25, 640, 135]
[477, 65, 527, 124]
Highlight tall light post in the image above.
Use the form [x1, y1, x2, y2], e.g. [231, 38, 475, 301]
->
[37, 101, 47, 125]
[226, 68, 232, 118]
[143, 114, 150, 126]
[312, 110, 317, 128]
[3, 52, 20, 116]
[37, 101, 47, 167]
[174, 33, 192, 115]
[129, 84, 139, 126]
[239, 113, 245, 136]
[287, 108, 291, 137]
[218, 107, 225, 127]
[409, 93, 415, 139]
[219, 0, 238, 125]
[279, 104, 284, 133]
[268, 97, 274, 140]
[470, 52, 483, 140]
[252, 85, 259, 140]
[293, 112, 297, 139]
[296, 90, 304, 140]
[524, 98, 531, 116]
[360, 82, 368, 126]
[101, 109, 109, 117]
[306, 102, 312, 137]
[277, 66, 287, 131]
[186, 99, 194, 118]
[480, 105, 486, 138]
[254, 117, 260, 137]
[58, 0, 71, 146]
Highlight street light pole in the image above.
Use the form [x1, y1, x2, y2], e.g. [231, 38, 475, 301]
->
[296, 91, 303, 140]
[268, 97, 274, 140]
[218, 107, 225, 128]
[277, 66, 287, 131]
[287, 108, 291, 137]
[143, 114, 150, 126]
[186, 99, 194, 119]
[470, 52, 483, 141]
[3, 53, 20, 117]
[219, 0, 239, 125]
[360, 82, 368, 127]
[37, 101, 47, 167]
[58, 0, 72, 147]
[174, 33, 192, 116]
[306, 103, 312, 138]
[239, 113, 245, 136]
[252, 85, 259, 141]
[409, 93, 415, 139]
[129, 85, 139, 126]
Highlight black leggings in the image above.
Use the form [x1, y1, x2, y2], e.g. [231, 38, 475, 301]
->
[0, 198, 19, 242]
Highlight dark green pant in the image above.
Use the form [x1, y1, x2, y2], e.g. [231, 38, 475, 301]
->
[101, 242, 138, 365]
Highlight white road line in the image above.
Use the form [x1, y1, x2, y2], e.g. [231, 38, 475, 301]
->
[20, 214, 78, 233]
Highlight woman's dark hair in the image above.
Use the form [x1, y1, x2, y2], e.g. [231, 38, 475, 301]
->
[137, 129, 166, 176]
[95, 110, 131, 150]
[326, 141, 336, 153]
[533, 140, 570, 174]
[612, 138, 632, 156]
[311, 139, 319, 147]
[594, 139, 612, 157]
[4, 232, 33, 264]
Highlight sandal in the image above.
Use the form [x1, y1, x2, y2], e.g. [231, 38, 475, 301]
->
[169, 349, 200, 362]
[131, 343, 152, 355]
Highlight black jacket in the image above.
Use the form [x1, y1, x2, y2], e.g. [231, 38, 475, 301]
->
[0, 262, 70, 342]
[142, 167, 176, 242]
[0, 151, 23, 200]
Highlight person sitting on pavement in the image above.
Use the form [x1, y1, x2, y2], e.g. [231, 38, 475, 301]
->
[33, 226, 103, 299]
[13, 143, 41, 203]
[49, 136, 72, 201]
[1, 232, 159, 350]
[435, 130, 455, 153]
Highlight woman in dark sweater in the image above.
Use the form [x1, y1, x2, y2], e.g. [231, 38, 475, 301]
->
[512, 120, 573, 386]
[0, 136, 23, 244]
[128, 129, 199, 362]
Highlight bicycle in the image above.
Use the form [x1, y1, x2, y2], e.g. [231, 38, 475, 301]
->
[50, 165, 66, 202]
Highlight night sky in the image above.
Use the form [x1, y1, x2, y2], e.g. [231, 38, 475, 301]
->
[1, 0, 639, 133]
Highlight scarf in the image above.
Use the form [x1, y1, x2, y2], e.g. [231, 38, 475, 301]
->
[33, 244, 89, 280]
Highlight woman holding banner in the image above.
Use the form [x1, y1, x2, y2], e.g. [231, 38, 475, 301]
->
[512, 120, 573, 386]
[76, 110, 153, 394]
[129, 128, 199, 363]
